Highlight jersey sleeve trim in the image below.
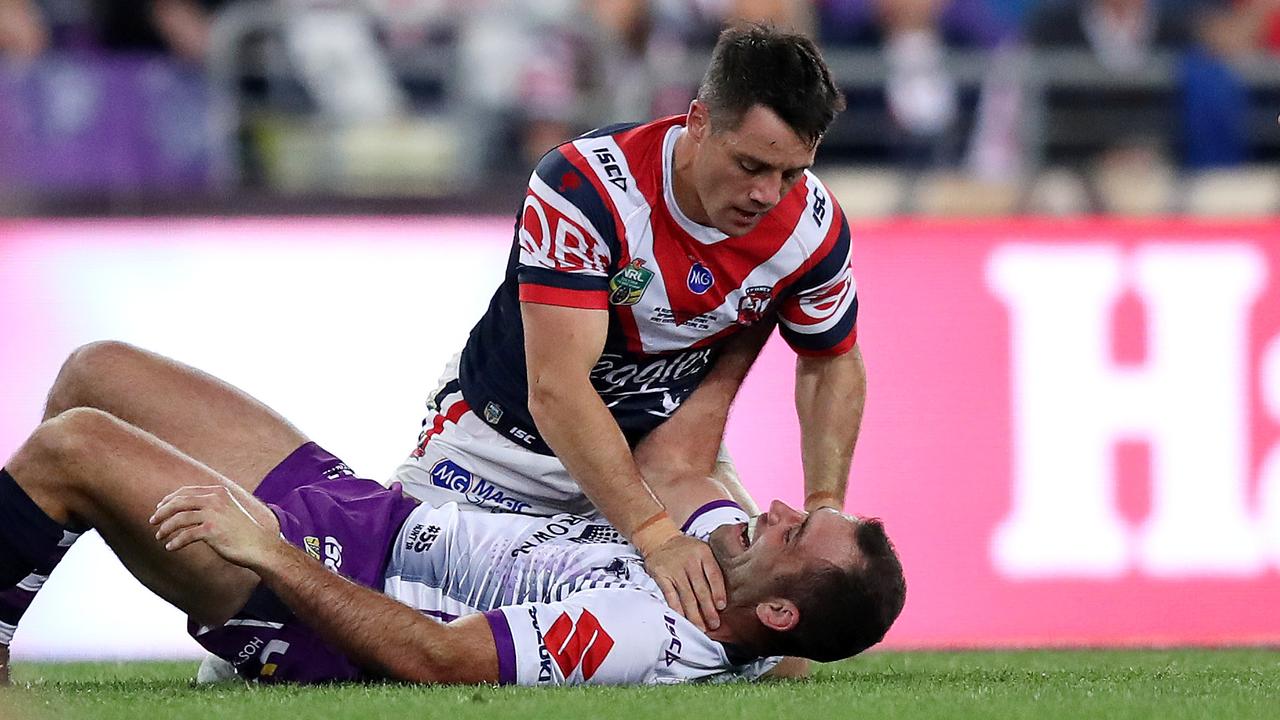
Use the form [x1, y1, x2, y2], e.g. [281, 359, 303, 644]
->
[681, 500, 748, 541]
[483, 610, 518, 685]
[790, 324, 859, 357]
[518, 284, 609, 310]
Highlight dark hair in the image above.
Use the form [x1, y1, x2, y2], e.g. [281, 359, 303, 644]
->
[768, 518, 906, 662]
[696, 23, 845, 146]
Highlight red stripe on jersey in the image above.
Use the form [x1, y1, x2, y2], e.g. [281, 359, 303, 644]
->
[519, 284, 608, 310]
[793, 326, 858, 358]
[558, 142, 646, 353]
[652, 180, 808, 326]
[412, 398, 472, 456]
[559, 144, 626, 246]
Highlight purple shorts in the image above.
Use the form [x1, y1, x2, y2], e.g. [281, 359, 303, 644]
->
[187, 442, 419, 684]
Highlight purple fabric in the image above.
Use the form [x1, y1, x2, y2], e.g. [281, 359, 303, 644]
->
[484, 610, 517, 685]
[817, 0, 1012, 49]
[680, 499, 744, 533]
[0, 53, 212, 193]
[188, 442, 420, 684]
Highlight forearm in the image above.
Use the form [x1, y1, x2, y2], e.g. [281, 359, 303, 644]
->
[249, 540, 489, 683]
[529, 380, 675, 552]
[633, 321, 774, 519]
[795, 345, 866, 511]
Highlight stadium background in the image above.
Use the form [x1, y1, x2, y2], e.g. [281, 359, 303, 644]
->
[2, 0, 1279, 661]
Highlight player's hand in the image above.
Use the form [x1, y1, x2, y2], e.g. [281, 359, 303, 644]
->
[642, 534, 726, 632]
[149, 484, 281, 568]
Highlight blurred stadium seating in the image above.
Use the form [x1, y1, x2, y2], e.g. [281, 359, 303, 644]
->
[2, 0, 1279, 217]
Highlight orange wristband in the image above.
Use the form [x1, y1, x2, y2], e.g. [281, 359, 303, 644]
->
[631, 511, 679, 555]
[804, 491, 843, 510]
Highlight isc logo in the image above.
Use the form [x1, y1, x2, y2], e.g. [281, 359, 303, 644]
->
[988, 243, 1280, 578]
[590, 147, 629, 192]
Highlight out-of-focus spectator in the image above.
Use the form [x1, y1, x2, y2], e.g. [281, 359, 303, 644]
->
[816, 0, 1013, 167]
[0, 0, 226, 62]
[0, 0, 50, 59]
[1025, 0, 1198, 71]
[817, 0, 1009, 50]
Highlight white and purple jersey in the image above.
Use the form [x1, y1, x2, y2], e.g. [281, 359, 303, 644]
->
[443, 115, 858, 456]
[383, 500, 780, 685]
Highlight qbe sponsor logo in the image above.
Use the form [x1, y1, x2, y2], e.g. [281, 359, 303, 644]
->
[987, 241, 1280, 578]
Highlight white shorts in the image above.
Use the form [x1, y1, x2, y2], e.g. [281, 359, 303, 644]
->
[390, 357, 600, 518]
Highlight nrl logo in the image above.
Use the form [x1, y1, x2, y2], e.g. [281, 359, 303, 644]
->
[736, 286, 772, 325]
[609, 259, 654, 306]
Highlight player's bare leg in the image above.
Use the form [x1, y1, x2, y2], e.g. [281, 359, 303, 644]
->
[42, 341, 308, 492]
[0, 408, 265, 676]
[10, 341, 311, 682]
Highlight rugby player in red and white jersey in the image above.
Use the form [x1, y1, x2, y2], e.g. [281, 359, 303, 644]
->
[393, 24, 865, 636]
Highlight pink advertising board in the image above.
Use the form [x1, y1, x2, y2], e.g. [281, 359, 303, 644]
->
[1, 217, 1278, 657]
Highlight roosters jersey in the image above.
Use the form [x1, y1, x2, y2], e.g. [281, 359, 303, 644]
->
[383, 500, 780, 685]
[456, 115, 858, 454]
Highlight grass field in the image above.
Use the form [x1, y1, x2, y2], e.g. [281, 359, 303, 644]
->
[2, 649, 1278, 720]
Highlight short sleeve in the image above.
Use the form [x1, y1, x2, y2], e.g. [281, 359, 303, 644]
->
[516, 148, 618, 310]
[778, 199, 858, 357]
[483, 588, 667, 686]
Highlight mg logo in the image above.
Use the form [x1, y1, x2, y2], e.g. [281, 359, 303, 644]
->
[987, 242, 1280, 578]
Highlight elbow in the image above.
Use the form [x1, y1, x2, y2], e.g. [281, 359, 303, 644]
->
[526, 372, 584, 426]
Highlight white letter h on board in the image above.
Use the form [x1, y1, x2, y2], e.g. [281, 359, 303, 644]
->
[987, 243, 1267, 578]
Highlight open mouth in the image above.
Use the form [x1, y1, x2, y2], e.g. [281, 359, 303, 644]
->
[739, 514, 763, 550]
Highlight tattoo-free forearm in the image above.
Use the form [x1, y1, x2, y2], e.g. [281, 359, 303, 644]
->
[249, 541, 496, 683]
[794, 345, 866, 510]
[528, 377, 676, 551]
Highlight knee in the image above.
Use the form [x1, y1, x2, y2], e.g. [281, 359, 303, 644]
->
[24, 408, 122, 470]
[46, 341, 141, 416]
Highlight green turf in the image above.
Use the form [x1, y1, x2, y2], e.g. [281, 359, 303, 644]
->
[2, 649, 1278, 720]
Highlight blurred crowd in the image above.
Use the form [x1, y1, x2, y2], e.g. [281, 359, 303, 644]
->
[2, 0, 1280, 213]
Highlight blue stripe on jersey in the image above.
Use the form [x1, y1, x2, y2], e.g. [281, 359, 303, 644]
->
[518, 266, 610, 291]
[578, 121, 644, 140]
[781, 294, 860, 353]
[791, 211, 852, 294]
[531, 149, 623, 263]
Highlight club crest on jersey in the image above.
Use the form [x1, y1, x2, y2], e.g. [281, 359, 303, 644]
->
[736, 286, 773, 325]
[687, 262, 714, 295]
[483, 401, 503, 425]
[609, 259, 654, 306]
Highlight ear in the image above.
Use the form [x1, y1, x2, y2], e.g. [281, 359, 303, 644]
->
[754, 598, 800, 633]
[686, 100, 709, 143]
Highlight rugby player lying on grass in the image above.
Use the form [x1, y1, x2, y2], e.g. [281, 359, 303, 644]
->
[0, 405, 904, 685]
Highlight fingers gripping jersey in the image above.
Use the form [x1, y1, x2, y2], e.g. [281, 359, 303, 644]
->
[456, 116, 858, 453]
[383, 501, 779, 685]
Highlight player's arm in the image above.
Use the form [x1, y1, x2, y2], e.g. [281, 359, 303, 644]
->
[796, 344, 866, 511]
[631, 318, 775, 522]
[522, 301, 726, 631]
[151, 484, 499, 684]
[781, 199, 864, 513]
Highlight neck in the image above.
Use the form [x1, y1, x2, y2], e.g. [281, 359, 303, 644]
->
[671, 129, 711, 225]
[704, 606, 767, 658]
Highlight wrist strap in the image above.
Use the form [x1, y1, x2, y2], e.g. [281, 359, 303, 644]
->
[632, 511, 679, 555]
[804, 491, 843, 510]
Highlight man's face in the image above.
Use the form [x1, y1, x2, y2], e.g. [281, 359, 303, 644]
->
[686, 103, 817, 237]
[709, 500, 860, 603]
